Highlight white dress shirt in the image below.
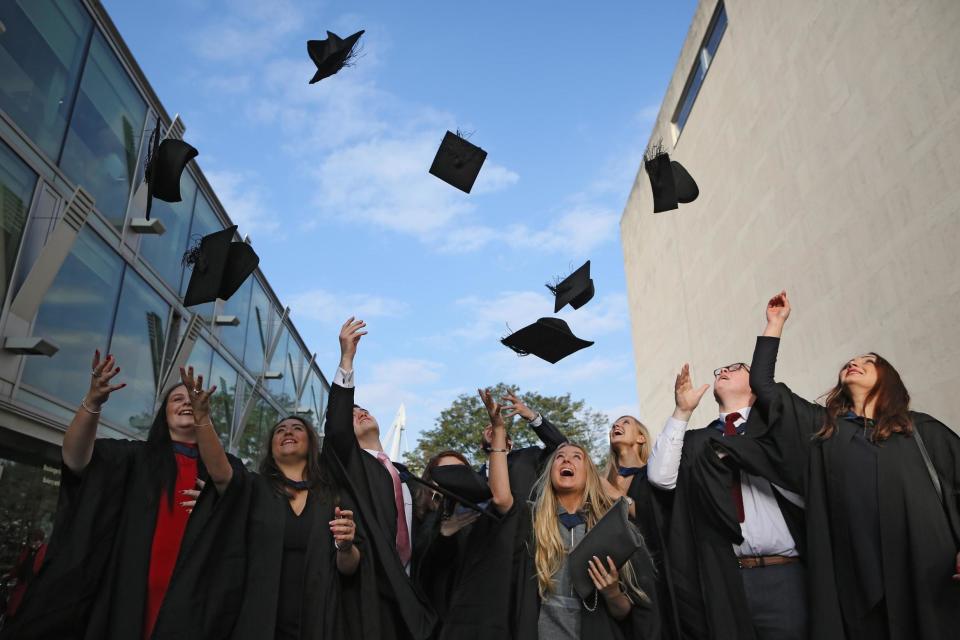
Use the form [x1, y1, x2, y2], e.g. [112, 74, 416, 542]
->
[647, 406, 803, 558]
[336, 367, 414, 573]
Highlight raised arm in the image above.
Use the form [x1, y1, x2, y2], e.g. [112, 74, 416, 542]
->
[749, 290, 792, 408]
[62, 351, 126, 473]
[501, 392, 567, 452]
[647, 364, 709, 489]
[179, 366, 233, 494]
[480, 388, 514, 514]
[324, 317, 367, 460]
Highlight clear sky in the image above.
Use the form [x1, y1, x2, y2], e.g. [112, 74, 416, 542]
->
[103, 0, 698, 452]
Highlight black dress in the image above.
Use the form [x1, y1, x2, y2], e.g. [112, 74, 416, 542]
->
[711, 336, 960, 640]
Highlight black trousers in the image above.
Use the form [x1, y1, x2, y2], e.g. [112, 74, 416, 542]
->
[740, 562, 808, 640]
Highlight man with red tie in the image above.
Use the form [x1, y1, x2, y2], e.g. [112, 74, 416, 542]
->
[646, 362, 807, 640]
[322, 317, 436, 640]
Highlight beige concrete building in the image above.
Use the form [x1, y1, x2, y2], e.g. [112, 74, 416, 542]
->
[621, 0, 960, 435]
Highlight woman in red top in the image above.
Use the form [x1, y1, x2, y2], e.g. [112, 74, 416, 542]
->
[1, 351, 248, 640]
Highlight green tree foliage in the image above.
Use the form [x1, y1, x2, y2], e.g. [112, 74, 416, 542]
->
[403, 383, 610, 475]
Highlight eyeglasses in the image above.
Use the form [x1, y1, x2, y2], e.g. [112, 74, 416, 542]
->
[714, 363, 750, 377]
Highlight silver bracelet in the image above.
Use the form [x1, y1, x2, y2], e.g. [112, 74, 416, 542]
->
[80, 397, 102, 414]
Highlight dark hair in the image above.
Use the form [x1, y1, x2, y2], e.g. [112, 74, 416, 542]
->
[816, 352, 912, 442]
[147, 383, 209, 509]
[413, 450, 471, 521]
[259, 415, 330, 500]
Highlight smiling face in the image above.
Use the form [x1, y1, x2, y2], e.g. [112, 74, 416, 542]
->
[550, 444, 587, 495]
[609, 416, 646, 449]
[164, 384, 197, 443]
[352, 405, 379, 440]
[271, 417, 309, 462]
[840, 354, 879, 392]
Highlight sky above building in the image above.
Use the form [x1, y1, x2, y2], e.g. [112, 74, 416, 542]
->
[103, 0, 698, 451]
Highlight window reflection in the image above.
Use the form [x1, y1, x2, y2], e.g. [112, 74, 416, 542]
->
[0, 141, 37, 305]
[138, 171, 197, 289]
[101, 268, 170, 434]
[0, 0, 92, 160]
[243, 282, 271, 375]
[237, 394, 279, 469]
[217, 276, 251, 361]
[264, 326, 289, 400]
[209, 351, 238, 444]
[21, 228, 123, 407]
[300, 371, 328, 427]
[59, 31, 146, 229]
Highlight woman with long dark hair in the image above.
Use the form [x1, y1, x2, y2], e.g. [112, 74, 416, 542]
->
[231, 414, 360, 640]
[514, 439, 660, 639]
[602, 417, 679, 639]
[1, 352, 251, 640]
[711, 291, 960, 640]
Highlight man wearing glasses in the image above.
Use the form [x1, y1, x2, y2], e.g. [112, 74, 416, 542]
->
[647, 362, 807, 640]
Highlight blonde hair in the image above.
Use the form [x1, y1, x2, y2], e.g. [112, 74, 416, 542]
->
[531, 443, 648, 603]
[603, 416, 652, 485]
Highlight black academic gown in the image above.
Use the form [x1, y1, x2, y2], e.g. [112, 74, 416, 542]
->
[0, 440, 253, 640]
[663, 414, 806, 640]
[321, 382, 436, 640]
[230, 474, 359, 640]
[710, 336, 960, 640]
[624, 468, 681, 640]
[512, 501, 661, 640]
[414, 503, 521, 640]
[479, 415, 568, 502]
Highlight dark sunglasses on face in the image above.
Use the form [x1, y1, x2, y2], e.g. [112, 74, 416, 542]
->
[714, 363, 750, 377]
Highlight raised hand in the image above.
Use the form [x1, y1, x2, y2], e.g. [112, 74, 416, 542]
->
[330, 506, 356, 551]
[478, 388, 504, 427]
[179, 366, 217, 428]
[85, 350, 126, 410]
[673, 363, 709, 421]
[338, 317, 367, 370]
[501, 392, 536, 421]
[766, 290, 791, 325]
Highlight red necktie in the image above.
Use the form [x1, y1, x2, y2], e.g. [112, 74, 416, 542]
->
[723, 412, 745, 523]
[376, 451, 412, 567]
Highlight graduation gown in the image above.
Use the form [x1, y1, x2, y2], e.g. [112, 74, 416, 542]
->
[711, 336, 960, 640]
[0, 439, 253, 640]
[623, 468, 681, 640]
[512, 502, 661, 640]
[414, 503, 521, 640]
[230, 474, 358, 640]
[663, 415, 806, 640]
[321, 382, 437, 640]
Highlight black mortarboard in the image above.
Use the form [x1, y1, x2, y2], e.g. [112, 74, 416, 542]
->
[501, 317, 594, 364]
[398, 468, 500, 521]
[567, 498, 644, 600]
[644, 147, 698, 213]
[547, 260, 595, 313]
[431, 464, 493, 504]
[144, 117, 198, 220]
[182, 225, 260, 307]
[307, 30, 364, 84]
[428, 130, 487, 194]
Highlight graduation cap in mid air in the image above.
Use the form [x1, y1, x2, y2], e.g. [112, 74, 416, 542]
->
[501, 317, 594, 364]
[567, 498, 644, 600]
[182, 225, 260, 307]
[644, 145, 698, 213]
[307, 30, 364, 84]
[429, 130, 487, 194]
[547, 260, 595, 313]
[144, 117, 198, 220]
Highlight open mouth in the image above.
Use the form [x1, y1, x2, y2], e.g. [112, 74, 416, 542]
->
[281, 437, 297, 446]
[612, 426, 624, 437]
[718, 374, 730, 381]
[559, 467, 575, 478]
[178, 409, 194, 416]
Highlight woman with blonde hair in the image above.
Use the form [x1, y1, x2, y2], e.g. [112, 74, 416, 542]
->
[602, 416, 680, 640]
[514, 441, 660, 639]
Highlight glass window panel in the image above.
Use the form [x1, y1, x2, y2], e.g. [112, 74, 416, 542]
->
[59, 31, 146, 229]
[0, 0, 92, 159]
[21, 228, 123, 405]
[208, 350, 238, 444]
[138, 171, 197, 288]
[242, 282, 270, 374]
[217, 276, 251, 361]
[674, 58, 704, 133]
[264, 326, 289, 400]
[0, 140, 37, 304]
[237, 394, 279, 470]
[185, 337, 213, 383]
[301, 370, 328, 427]
[101, 268, 170, 434]
[0, 453, 60, 571]
[705, 4, 727, 59]
[179, 194, 221, 320]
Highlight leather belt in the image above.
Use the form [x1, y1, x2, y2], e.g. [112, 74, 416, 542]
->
[737, 555, 800, 569]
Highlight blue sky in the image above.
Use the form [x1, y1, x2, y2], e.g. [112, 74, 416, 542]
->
[104, 0, 697, 451]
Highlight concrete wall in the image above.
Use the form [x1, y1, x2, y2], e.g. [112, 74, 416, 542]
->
[621, 0, 960, 435]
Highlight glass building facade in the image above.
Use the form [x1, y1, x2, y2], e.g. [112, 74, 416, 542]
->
[0, 0, 328, 576]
